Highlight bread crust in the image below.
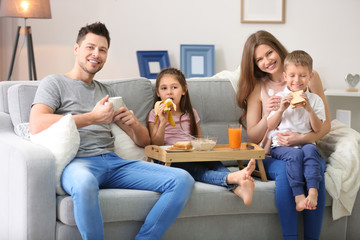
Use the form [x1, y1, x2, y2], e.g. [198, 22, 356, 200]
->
[168, 141, 193, 150]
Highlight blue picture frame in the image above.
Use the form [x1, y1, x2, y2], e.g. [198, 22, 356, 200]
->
[136, 51, 170, 79]
[180, 44, 215, 78]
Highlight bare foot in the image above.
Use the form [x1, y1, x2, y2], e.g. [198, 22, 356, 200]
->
[244, 158, 256, 175]
[305, 188, 318, 210]
[232, 174, 255, 205]
[295, 194, 307, 212]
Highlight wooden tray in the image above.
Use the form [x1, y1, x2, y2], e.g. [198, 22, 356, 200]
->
[145, 143, 267, 181]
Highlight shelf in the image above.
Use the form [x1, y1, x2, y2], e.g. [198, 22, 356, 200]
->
[325, 89, 360, 97]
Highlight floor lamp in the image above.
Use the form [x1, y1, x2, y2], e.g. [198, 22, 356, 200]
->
[0, 0, 51, 81]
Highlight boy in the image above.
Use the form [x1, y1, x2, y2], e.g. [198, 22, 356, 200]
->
[267, 50, 326, 211]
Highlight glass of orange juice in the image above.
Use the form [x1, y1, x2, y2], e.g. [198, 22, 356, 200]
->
[228, 123, 242, 149]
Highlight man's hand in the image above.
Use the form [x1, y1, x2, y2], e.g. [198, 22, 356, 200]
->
[90, 95, 114, 125]
[114, 107, 136, 126]
[114, 107, 150, 147]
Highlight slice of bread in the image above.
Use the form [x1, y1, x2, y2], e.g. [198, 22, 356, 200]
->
[290, 90, 306, 109]
[169, 141, 193, 150]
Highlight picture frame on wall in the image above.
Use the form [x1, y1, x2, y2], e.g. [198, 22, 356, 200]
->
[180, 44, 215, 78]
[241, 0, 285, 24]
[136, 51, 170, 79]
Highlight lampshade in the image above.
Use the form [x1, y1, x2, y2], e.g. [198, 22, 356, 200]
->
[0, 0, 51, 19]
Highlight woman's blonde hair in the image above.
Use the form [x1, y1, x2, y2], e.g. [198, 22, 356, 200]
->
[236, 30, 288, 128]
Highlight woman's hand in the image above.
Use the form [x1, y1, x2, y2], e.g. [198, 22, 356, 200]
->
[276, 131, 304, 146]
[264, 95, 282, 117]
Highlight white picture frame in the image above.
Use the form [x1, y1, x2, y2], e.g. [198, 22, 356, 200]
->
[241, 0, 285, 24]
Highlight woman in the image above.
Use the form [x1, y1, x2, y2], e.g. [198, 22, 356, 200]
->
[237, 30, 330, 240]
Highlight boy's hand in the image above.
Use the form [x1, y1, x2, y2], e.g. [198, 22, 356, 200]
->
[279, 95, 291, 112]
[300, 92, 312, 112]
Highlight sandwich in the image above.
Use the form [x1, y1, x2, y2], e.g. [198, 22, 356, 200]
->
[168, 141, 193, 150]
[154, 99, 177, 126]
[290, 90, 306, 109]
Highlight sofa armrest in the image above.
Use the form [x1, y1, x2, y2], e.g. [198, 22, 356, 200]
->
[0, 113, 56, 240]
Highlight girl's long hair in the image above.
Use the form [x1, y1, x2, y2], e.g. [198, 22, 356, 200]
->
[153, 68, 198, 136]
[236, 30, 288, 128]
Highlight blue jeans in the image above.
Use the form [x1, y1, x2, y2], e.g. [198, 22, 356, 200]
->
[163, 161, 236, 191]
[61, 153, 195, 240]
[263, 155, 326, 240]
[270, 144, 322, 196]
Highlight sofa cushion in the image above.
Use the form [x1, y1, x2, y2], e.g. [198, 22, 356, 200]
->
[111, 123, 146, 160]
[7, 83, 39, 126]
[186, 78, 248, 144]
[100, 78, 154, 125]
[56, 180, 278, 226]
[0, 81, 38, 114]
[30, 114, 80, 195]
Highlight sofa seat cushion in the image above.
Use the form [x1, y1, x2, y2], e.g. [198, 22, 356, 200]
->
[57, 177, 334, 226]
[57, 180, 279, 226]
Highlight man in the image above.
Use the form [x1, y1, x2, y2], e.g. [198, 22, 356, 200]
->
[29, 22, 194, 240]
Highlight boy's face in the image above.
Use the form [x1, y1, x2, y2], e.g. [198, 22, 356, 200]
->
[283, 64, 313, 92]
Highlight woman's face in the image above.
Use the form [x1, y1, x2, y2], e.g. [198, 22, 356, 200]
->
[254, 44, 282, 75]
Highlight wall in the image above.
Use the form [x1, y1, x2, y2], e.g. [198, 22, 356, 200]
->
[1, 0, 360, 91]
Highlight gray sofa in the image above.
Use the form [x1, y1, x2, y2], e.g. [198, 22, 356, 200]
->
[0, 77, 359, 240]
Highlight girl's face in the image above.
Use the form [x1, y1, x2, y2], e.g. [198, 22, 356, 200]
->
[254, 44, 282, 75]
[156, 74, 186, 107]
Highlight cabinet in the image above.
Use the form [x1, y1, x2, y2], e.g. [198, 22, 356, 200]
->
[325, 89, 360, 132]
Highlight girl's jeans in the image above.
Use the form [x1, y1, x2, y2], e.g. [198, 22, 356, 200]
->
[62, 152, 195, 240]
[264, 156, 326, 240]
[166, 161, 236, 190]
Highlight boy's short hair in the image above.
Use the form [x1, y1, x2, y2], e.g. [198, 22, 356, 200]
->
[284, 50, 313, 73]
[76, 22, 110, 48]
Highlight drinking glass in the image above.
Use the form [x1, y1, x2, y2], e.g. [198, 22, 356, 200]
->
[228, 123, 242, 149]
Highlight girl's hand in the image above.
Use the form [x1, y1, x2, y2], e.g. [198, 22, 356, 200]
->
[276, 131, 303, 146]
[264, 95, 282, 116]
[157, 103, 169, 124]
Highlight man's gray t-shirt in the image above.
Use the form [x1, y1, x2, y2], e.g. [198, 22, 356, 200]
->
[32, 74, 116, 157]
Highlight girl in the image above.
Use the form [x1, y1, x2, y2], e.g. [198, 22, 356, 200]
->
[148, 67, 255, 205]
[237, 30, 330, 239]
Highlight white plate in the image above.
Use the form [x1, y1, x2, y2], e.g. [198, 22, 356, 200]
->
[161, 146, 193, 152]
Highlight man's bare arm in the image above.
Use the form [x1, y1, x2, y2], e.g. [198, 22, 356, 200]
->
[30, 95, 114, 134]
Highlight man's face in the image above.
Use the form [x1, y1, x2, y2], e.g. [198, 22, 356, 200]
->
[75, 33, 109, 75]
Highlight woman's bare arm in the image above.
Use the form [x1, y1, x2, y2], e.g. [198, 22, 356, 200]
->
[246, 85, 268, 144]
